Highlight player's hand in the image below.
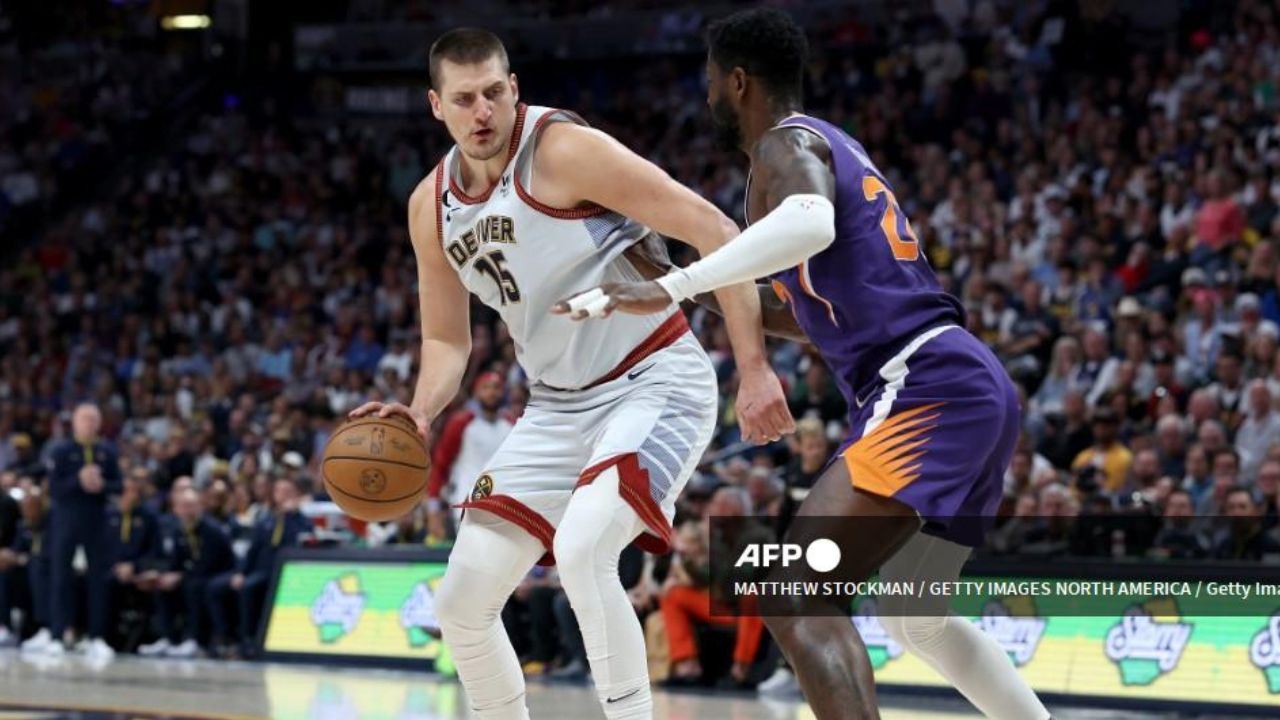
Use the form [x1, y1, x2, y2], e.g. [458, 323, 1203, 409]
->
[552, 281, 673, 319]
[735, 366, 794, 445]
[349, 402, 431, 444]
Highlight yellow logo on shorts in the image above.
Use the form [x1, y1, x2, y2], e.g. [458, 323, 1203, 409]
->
[471, 474, 494, 501]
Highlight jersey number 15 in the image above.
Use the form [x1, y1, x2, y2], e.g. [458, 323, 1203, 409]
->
[476, 250, 521, 305]
[862, 176, 920, 262]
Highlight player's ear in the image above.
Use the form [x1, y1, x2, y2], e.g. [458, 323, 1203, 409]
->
[427, 89, 443, 121]
[731, 67, 747, 99]
[509, 73, 519, 103]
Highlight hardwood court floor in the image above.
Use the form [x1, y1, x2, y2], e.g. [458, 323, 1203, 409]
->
[0, 653, 1261, 719]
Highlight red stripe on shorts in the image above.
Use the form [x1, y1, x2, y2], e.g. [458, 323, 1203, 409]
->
[455, 494, 558, 566]
[577, 453, 674, 555]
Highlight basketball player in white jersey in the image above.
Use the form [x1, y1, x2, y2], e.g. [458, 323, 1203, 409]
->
[350, 28, 793, 720]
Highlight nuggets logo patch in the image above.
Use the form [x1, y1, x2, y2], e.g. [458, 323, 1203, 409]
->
[359, 468, 387, 495]
[471, 474, 495, 501]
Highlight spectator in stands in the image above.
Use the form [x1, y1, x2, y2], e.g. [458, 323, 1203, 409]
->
[138, 486, 234, 658]
[787, 357, 846, 425]
[1213, 486, 1280, 561]
[1149, 489, 1211, 560]
[1021, 484, 1078, 556]
[13, 488, 50, 651]
[1147, 353, 1187, 422]
[1198, 449, 1244, 516]
[1193, 169, 1245, 263]
[426, 371, 514, 526]
[384, 503, 450, 547]
[659, 487, 768, 687]
[1257, 460, 1280, 530]
[207, 477, 307, 658]
[1154, 414, 1187, 478]
[1037, 390, 1092, 469]
[1236, 380, 1280, 481]
[106, 470, 161, 647]
[1031, 338, 1082, 418]
[1122, 449, 1162, 498]
[744, 468, 782, 520]
[1206, 350, 1247, 429]
[45, 403, 120, 660]
[1070, 407, 1132, 493]
[988, 492, 1039, 555]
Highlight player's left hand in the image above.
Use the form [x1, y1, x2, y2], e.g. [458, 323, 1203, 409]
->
[736, 366, 794, 445]
[552, 281, 672, 319]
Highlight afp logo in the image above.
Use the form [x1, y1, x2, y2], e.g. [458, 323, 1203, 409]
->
[735, 539, 841, 572]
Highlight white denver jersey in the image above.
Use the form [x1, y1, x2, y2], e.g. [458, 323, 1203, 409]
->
[435, 104, 680, 389]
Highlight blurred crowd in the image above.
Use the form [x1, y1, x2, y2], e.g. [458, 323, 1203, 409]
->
[3, 0, 1280, 690]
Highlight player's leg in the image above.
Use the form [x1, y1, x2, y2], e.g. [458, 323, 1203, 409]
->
[761, 460, 921, 720]
[877, 358, 1050, 720]
[878, 533, 1050, 719]
[434, 510, 546, 720]
[555, 466, 650, 719]
[559, 335, 718, 719]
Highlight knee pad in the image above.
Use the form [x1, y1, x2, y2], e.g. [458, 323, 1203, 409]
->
[435, 567, 498, 632]
[881, 613, 947, 651]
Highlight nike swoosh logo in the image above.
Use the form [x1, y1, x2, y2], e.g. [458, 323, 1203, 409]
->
[854, 387, 877, 408]
[606, 688, 641, 704]
[627, 363, 656, 381]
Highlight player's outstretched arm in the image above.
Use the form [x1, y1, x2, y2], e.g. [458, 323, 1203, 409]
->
[540, 122, 793, 443]
[349, 169, 472, 442]
[625, 235, 808, 344]
[650, 127, 837, 305]
[557, 126, 835, 320]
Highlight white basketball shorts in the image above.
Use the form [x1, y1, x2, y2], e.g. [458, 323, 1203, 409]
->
[455, 313, 717, 565]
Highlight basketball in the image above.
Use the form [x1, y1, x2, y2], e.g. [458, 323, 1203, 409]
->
[321, 415, 430, 521]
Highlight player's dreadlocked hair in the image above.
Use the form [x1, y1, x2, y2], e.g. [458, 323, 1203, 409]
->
[429, 27, 510, 89]
[706, 7, 808, 104]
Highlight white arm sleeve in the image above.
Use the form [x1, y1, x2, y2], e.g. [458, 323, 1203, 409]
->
[655, 193, 836, 303]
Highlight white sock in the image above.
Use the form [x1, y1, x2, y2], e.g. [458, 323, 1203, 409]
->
[435, 511, 546, 720]
[555, 466, 652, 720]
[877, 533, 1051, 720]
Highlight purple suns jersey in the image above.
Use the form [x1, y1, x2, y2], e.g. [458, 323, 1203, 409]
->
[751, 114, 965, 409]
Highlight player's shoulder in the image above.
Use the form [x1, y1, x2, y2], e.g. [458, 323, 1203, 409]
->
[751, 123, 833, 175]
[407, 163, 444, 242]
[534, 118, 615, 165]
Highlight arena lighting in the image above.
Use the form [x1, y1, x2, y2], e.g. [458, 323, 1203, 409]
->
[161, 14, 211, 30]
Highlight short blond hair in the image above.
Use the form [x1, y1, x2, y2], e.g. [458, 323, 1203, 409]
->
[796, 417, 824, 440]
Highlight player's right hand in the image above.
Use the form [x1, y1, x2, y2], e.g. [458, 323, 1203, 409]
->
[348, 401, 431, 444]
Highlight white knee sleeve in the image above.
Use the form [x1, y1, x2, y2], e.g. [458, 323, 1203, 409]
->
[878, 533, 1050, 720]
[437, 512, 546, 720]
[555, 466, 652, 720]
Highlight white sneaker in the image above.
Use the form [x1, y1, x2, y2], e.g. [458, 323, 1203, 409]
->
[138, 638, 172, 657]
[43, 639, 65, 657]
[165, 639, 199, 658]
[0, 626, 15, 648]
[73, 636, 91, 654]
[20, 628, 52, 654]
[85, 638, 115, 662]
[756, 666, 799, 696]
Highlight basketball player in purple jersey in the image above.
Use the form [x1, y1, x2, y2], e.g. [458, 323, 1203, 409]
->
[558, 8, 1051, 720]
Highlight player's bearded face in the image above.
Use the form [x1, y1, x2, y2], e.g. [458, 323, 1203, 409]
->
[706, 61, 742, 152]
[709, 93, 742, 152]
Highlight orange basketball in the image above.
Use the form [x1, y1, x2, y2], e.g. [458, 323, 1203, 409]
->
[321, 415, 430, 522]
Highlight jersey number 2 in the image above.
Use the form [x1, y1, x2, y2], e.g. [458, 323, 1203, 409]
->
[862, 176, 919, 261]
[476, 250, 521, 305]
